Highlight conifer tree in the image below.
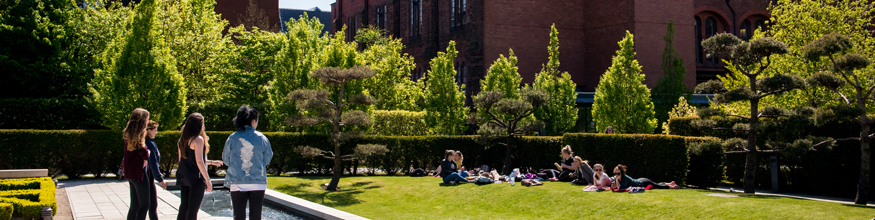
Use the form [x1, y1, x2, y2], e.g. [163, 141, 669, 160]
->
[422, 41, 468, 135]
[533, 24, 578, 136]
[90, 0, 186, 130]
[592, 31, 657, 134]
[653, 21, 691, 133]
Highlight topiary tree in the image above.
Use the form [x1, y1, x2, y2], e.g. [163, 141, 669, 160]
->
[802, 33, 875, 204]
[471, 87, 547, 175]
[90, 0, 186, 130]
[422, 41, 468, 135]
[696, 33, 811, 193]
[652, 20, 691, 134]
[286, 66, 376, 191]
[533, 24, 578, 136]
[592, 31, 657, 134]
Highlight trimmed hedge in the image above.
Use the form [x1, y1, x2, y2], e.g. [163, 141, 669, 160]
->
[185, 103, 274, 131]
[563, 133, 690, 185]
[0, 177, 56, 219]
[684, 136, 724, 187]
[370, 110, 428, 136]
[2, 130, 722, 186]
[668, 116, 874, 198]
[0, 98, 104, 130]
[0, 203, 11, 220]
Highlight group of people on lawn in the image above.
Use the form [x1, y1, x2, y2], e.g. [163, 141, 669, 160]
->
[434, 127, 680, 191]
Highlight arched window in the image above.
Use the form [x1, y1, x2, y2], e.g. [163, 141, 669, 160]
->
[410, 0, 421, 37]
[705, 17, 717, 63]
[754, 20, 766, 33]
[740, 20, 751, 40]
[695, 16, 702, 64]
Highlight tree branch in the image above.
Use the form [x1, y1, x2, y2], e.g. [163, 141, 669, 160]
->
[833, 89, 852, 106]
[759, 89, 793, 99]
[865, 84, 875, 100]
[814, 137, 861, 147]
[484, 108, 508, 128]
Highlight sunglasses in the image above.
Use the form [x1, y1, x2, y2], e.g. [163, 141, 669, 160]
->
[594, 169, 602, 171]
[613, 172, 620, 175]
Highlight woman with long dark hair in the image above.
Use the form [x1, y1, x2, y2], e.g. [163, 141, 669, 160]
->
[123, 108, 151, 220]
[176, 113, 223, 220]
[223, 105, 273, 220]
[611, 164, 679, 190]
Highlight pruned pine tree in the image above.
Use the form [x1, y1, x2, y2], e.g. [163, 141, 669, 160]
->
[286, 66, 377, 191]
[472, 87, 547, 175]
[802, 33, 875, 205]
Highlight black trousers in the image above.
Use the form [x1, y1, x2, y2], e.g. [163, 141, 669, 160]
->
[147, 172, 158, 220]
[128, 172, 151, 220]
[231, 190, 265, 220]
[638, 178, 671, 189]
[177, 181, 206, 220]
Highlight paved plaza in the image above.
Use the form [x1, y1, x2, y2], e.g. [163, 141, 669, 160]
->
[60, 179, 231, 220]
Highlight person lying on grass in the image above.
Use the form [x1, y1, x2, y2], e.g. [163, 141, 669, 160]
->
[611, 164, 679, 190]
[434, 150, 473, 185]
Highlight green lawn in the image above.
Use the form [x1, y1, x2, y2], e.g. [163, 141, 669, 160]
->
[267, 176, 874, 219]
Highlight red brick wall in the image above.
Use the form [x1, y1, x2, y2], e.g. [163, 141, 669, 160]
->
[581, 0, 636, 91]
[216, 0, 279, 30]
[633, 0, 696, 89]
[483, 0, 586, 86]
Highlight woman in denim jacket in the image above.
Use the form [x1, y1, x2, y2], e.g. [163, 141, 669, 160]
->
[222, 105, 274, 220]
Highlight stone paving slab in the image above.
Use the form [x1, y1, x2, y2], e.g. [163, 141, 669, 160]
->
[60, 179, 231, 220]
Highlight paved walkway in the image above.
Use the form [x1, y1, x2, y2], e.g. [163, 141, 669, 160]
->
[711, 186, 875, 207]
[60, 179, 231, 220]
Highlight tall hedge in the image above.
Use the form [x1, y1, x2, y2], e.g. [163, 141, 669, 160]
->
[369, 110, 428, 136]
[0, 98, 104, 130]
[563, 133, 689, 185]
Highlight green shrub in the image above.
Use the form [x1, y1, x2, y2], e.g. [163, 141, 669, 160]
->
[0, 203, 11, 220]
[370, 110, 428, 136]
[0, 177, 56, 219]
[0, 98, 104, 130]
[685, 137, 724, 187]
[562, 133, 689, 185]
[186, 103, 273, 131]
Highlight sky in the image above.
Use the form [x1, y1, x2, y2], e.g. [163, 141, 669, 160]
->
[279, 0, 334, 11]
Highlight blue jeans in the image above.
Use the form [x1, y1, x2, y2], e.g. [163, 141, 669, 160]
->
[459, 171, 469, 178]
[443, 172, 468, 183]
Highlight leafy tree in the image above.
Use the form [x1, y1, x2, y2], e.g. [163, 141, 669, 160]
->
[356, 27, 421, 111]
[592, 31, 657, 134]
[238, 0, 277, 32]
[696, 33, 810, 194]
[472, 49, 546, 174]
[0, 0, 84, 98]
[268, 14, 329, 131]
[90, 0, 186, 130]
[223, 26, 284, 105]
[286, 66, 377, 191]
[161, 0, 235, 104]
[802, 33, 875, 204]
[533, 24, 578, 136]
[652, 20, 691, 134]
[714, 0, 875, 115]
[471, 87, 547, 175]
[662, 96, 697, 134]
[422, 41, 468, 135]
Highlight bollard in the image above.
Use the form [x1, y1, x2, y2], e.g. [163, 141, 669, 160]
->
[41, 207, 52, 220]
[770, 155, 779, 193]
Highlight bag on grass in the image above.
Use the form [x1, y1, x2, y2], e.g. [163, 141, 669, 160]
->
[410, 168, 426, 177]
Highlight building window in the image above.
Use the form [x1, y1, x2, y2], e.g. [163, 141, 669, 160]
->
[451, 0, 466, 29]
[457, 64, 467, 89]
[695, 16, 702, 64]
[377, 6, 386, 30]
[740, 20, 751, 40]
[348, 17, 355, 41]
[754, 20, 766, 33]
[704, 17, 717, 64]
[410, 0, 421, 37]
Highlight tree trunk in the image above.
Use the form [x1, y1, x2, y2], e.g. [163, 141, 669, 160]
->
[501, 135, 515, 175]
[856, 123, 870, 205]
[327, 84, 346, 191]
[744, 76, 759, 194]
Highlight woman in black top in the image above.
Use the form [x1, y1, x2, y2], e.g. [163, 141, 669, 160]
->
[438, 150, 472, 185]
[176, 113, 224, 220]
[547, 145, 577, 181]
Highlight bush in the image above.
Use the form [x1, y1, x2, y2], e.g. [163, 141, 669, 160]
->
[0, 203, 11, 220]
[370, 110, 428, 136]
[186, 103, 273, 131]
[562, 133, 689, 185]
[0, 98, 104, 130]
[0, 177, 56, 219]
[685, 137, 724, 187]
[668, 115, 875, 198]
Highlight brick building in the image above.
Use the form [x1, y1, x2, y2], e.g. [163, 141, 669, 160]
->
[331, 0, 771, 90]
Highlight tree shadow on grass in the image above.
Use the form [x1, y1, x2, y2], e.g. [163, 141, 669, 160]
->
[842, 204, 875, 209]
[274, 180, 380, 207]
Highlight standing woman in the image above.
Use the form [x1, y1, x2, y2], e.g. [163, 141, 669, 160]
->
[177, 113, 224, 220]
[223, 105, 273, 220]
[145, 120, 167, 220]
[123, 108, 151, 220]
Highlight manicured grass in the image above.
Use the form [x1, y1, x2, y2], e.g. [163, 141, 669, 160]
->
[268, 176, 874, 219]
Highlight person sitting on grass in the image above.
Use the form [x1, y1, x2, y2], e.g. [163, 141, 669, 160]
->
[611, 164, 679, 190]
[454, 151, 468, 178]
[546, 145, 576, 181]
[435, 150, 473, 185]
[570, 156, 596, 186]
